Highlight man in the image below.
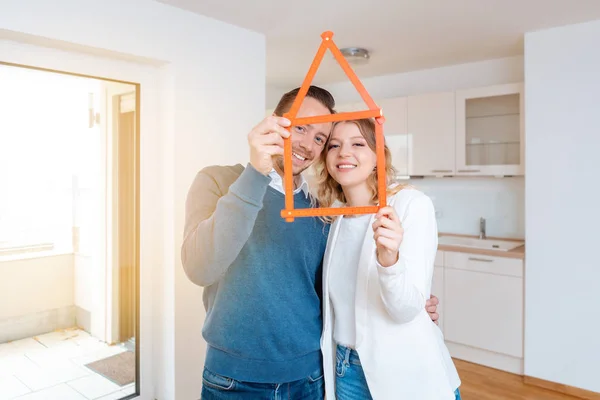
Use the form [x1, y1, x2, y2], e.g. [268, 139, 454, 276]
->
[181, 86, 440, 399]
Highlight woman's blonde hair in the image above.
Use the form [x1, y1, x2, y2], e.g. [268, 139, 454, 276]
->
[314, 118, 408, 223]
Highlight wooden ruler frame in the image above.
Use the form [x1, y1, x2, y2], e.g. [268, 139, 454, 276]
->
[281, 31, 387, 222]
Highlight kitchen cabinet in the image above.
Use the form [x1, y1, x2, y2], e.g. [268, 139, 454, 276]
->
[439, 250, 524, 374]
[455, 83, 524, 176]
[378, 97, 408, 177]
[407, 92, 456, 176]
[444, 257, 523, 357]
[432, 251, 445, 332]
[268, 81, 525, 178]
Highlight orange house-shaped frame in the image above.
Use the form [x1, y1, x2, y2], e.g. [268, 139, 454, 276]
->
[281, 31, 387, 222]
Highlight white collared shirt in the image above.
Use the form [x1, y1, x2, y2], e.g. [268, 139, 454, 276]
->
[268, 169, 310, 198]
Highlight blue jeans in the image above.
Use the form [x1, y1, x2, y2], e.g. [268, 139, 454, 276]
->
[336, 344, 462, 400]
[201, 366, 325, 400]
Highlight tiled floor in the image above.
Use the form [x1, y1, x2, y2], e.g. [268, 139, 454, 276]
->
[0, 328, 136, 400]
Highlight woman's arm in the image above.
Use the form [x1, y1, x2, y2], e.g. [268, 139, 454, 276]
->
[374, 192, 438, 324]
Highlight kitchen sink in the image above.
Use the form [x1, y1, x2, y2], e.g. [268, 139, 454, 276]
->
[437, 235, 524, 251]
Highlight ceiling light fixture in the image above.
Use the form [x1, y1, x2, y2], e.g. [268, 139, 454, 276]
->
[339, 47, 370, 65]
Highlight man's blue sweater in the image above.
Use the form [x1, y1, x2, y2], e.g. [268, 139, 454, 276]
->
[181, 164, 330, 383]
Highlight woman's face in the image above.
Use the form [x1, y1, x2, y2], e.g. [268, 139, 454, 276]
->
[325, 122, 377, 189]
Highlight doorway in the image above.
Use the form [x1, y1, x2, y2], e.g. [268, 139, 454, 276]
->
[0, 62, 140, 400]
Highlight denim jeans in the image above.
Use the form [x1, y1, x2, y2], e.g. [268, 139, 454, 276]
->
[200, 366, 325, 400]
[335, 344, 462, 400]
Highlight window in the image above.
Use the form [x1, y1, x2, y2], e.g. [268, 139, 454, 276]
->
[0, 65, 100, 256]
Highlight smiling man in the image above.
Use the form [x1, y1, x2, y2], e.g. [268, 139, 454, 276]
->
[181, 86, 439, 400]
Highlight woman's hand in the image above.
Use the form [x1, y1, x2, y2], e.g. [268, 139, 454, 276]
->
[372, 206, 404, 267]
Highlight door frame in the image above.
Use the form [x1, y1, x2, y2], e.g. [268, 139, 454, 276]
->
[0, 39, 160, 399]
[105, 82, 138, 346]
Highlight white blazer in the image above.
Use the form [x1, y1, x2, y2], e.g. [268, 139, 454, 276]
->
[320, 189, 461, 400]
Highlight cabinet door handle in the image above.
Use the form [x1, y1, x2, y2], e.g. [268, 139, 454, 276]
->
[469, 257, 493, 263]
[431, 169, 452, 173]
[458, 169, 481, 173]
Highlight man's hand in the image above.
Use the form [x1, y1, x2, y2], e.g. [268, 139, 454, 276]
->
[426, 294, 440, 325]
[248, 116, 291, 175]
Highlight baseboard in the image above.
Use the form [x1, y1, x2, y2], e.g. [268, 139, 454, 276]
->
[446, 341, 523, 375]
[524, 376, 600, 400]
[0, 306, 76, 342]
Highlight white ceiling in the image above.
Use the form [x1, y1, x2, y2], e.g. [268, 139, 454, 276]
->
[158, 0, 600, 89]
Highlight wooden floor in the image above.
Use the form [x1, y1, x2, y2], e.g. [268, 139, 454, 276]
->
[454, 359, 582, 400]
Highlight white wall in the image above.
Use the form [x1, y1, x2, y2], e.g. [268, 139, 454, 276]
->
[266, 84, 291, 110]
[524, 19, 600, 393]
[411, 177, 524, 239]
[0, 254, 74, 318]
[0, 1, 265, 399]
[0, 254, 75, 341]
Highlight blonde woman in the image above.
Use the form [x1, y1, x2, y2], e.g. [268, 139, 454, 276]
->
[316, 118, 461, 399]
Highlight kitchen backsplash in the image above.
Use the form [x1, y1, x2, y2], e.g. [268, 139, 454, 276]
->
[406, 176, 525, 239]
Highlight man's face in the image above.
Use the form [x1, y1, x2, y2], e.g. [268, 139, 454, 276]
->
[274, 97, 332, 176]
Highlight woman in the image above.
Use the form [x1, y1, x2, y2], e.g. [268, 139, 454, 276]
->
[315, 118, 461, 399]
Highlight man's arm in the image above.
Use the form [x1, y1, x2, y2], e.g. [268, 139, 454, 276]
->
[181, 164, 271, 287]
[181, 115, 291, 287]
[375, 195, 437, 323]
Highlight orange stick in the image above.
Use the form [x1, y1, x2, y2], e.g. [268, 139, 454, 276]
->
[283, 134, 294, 222]
[281, 206, 380, 219]
[281, 31, 387, 221]
[375, 122, 387, 208]
[291, 109, 382, 126]
[282, 33, 331, 222]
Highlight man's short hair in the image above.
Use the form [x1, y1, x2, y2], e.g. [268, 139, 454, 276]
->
[273, 86, 336, 117]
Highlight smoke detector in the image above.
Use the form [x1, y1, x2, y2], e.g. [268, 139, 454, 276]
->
[340, 47, 370, 65]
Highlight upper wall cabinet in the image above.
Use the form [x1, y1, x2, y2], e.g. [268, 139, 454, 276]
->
[407, 92, 456, 176]
[455, 83, 524, 176]
[378, 97, 409, 177]
[269, 81, 525, 178]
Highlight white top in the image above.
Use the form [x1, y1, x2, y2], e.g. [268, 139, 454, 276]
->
[320, 189, 461, 400]
[329, 214, 372, 348]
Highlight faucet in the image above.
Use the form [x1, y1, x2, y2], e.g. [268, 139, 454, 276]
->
[479, 217, 486, 240]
